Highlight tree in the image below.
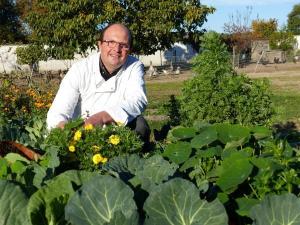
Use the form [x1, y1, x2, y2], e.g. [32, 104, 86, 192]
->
[223, 6, 253, 66]
[24, 1, 103, 59]
[269, 28, 296, 51]
[23, 0, 214, 58]
[251, 19, 277, 39]
[100, 0, 214, 54]
[0, 0, 26, 44]
[287, 4, 300, 35]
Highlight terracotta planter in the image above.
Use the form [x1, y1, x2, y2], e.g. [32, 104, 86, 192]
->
[0, 141, 41, 160]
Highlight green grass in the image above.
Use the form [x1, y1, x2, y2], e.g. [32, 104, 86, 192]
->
[271, 93, 300, 125]
[146, 81, 183, 109]
[145, 81, 184, 131]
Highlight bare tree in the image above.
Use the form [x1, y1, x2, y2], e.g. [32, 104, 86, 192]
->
[223, 6, 253, 68]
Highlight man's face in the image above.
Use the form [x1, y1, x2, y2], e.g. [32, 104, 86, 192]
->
[98, 25, 130, 73]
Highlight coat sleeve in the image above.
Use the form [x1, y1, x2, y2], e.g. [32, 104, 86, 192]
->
[105, 61, 148, 125]
[46, 65, 80, 129]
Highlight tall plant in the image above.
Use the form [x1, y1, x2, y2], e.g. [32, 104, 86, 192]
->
[180, 31, 274, 126]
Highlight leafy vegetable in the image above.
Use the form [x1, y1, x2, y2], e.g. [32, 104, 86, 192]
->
[250, 193, 300, 225]
[144, 178, 228, 225]
[0, 180, 30, 225]
[65, 174, 138, 225]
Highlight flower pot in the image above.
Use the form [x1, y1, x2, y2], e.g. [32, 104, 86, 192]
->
[0, 141, 41, 160]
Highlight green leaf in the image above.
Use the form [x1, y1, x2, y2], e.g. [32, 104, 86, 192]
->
[192, 121, 211, 131]
[39, 148, 60, 169]
[163, 141, 192, 164]
[216, 151, 253, 193]
[0, 158, 8, 178]
[251, 126, 272, 140]
[250, 193, 300, 225]
[0, 180, 30, 225]
[283, 142, 294, 158]
[216, 123, 251, 145]
[11, 161, 27, 174]
[135, 155, 178, 191]
[103, 154, 144, 179]
[32, 164, 47, 188]
[65, 175, 138, 225]
[144, 178, 228, 225]
[191, 126, 218, 149]
[5, 153, 30, 164]
[28, 170, 94, 225]
[217, 192, 229, 204]
[171, 127, 197, 140]
[236, 197, 260, 217]
[179, 146, 221, 171]
[179, 155, 199, 171]
[197, 146, 222, 158]
[250, 157, 273, 171]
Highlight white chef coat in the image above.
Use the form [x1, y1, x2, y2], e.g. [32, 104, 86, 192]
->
[46, 52, 147, 129]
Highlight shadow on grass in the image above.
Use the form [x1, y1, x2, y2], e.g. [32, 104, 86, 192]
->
[273, 121, 300, 148]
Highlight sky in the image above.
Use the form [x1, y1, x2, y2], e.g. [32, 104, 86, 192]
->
[201, 0, 299, 33]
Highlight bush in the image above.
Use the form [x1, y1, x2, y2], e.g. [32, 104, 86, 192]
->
[45, 119, 143, 171]
[180, 32, 274, 126]
[16, 44, 47, 73]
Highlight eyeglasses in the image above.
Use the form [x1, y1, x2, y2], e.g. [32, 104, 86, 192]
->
[102, 40, 130, 50]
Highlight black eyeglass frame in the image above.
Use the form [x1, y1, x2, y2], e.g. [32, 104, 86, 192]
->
[102, 40, 130, 50]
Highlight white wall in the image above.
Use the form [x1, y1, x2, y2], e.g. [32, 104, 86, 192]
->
[0, 43, 197, 73]
[295, 35, 300, 50]
[139, 43, 197, 67]
[0, 45, 25, 73]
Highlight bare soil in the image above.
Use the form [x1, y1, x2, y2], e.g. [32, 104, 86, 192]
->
[239, 62, 300, 94]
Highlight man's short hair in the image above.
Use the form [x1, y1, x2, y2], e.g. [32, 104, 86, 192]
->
[97, 23, 133, 49]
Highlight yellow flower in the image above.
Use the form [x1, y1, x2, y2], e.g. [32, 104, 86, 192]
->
[69, 145, 76, 152]
[92, 153, 103, 165]
[108, 135, 120, 145]
[91, 145, 101, 152]
[73, 130, 82, 141]
[101, 157, 108, 164]
[84, 124, 94, 130]
[116, 121, 124, 126]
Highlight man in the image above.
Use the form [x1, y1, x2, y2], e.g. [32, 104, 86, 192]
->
[46, 23, 150, 143]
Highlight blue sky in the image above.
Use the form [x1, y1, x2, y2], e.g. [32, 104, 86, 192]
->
[201, 0, 299, 33]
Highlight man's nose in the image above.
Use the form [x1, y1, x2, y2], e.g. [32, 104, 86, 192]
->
[114, 43, 122, 51]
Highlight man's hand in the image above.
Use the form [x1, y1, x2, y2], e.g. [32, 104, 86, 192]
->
[56, 121, 67, 129]
[84, 111, 115, 127]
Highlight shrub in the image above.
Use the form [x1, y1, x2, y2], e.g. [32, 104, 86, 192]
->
[16, 44, 47, 73]
[45, 119, 143, 171]
[180, 32, 274, 126]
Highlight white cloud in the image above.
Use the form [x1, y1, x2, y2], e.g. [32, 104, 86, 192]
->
[202, 0, 299, 6]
